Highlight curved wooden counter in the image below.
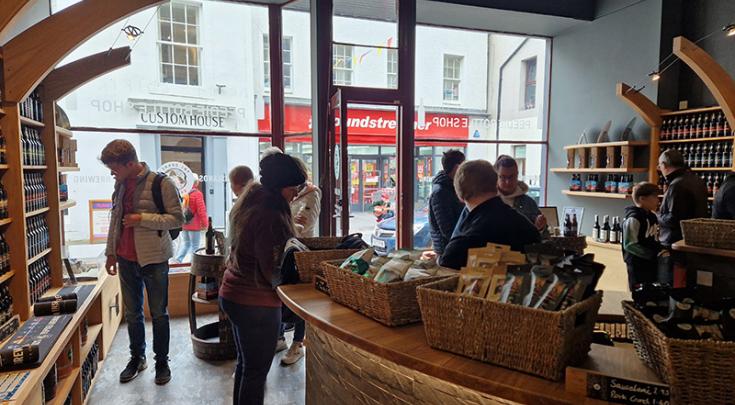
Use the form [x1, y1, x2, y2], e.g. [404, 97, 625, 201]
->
[278, 284, 608, 405]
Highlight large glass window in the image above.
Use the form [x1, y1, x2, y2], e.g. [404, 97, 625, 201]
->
[443, 55, 462, 102]
[263, 35, 293, 91]
[158, 2, 201, 86]
[333, 44, 353, 85]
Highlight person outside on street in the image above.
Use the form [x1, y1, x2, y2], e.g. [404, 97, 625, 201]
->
[428, 150, 465, 255]
[174, 179, 207, 263]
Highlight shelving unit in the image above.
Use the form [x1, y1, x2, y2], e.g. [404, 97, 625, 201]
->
[562, 190, 631, 200]
[27, 248, 51, 265]
[58, 166, 79, 173]
[0, 218, 11, 227]
[48, 367, 80, 405]
[18, 116, 44, 128]
[0, 271, 16, 285]
[551, 167, 648, 173]
[560, 140, 649, 172]
[659, 136, 733, 144]
[59, 200, 76, 211]
[24, 206, 49, 218]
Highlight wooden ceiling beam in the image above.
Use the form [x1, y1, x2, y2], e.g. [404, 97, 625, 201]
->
[42, 47, 132, 101]
[2, 0, 164, 102]
[0, 0, 32, 37]
[616, 82, 662, 128]
[673, 35, 735, 132]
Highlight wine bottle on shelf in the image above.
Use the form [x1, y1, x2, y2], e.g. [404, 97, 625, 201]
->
[714, 174, 721, 196]
[205, 217, 215, 255]
[571, 214, 578, 237]
[592, 215, 601, 242]
[600, 215, 610, 243]
[563, 214, 572, 237]
[610, 217, 621, 244]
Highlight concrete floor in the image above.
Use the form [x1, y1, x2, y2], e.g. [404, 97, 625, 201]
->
[87, 315, 306, 405]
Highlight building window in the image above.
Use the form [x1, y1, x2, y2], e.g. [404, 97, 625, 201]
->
[333, 44, 353, 86]
[158, 2, 200, 86]
[512, 145, 527, 176]
[523, 57, 537, 110]
[387, 49, 398, 89]
[443, 55, 462, 102]
[263, 35, 293, 91]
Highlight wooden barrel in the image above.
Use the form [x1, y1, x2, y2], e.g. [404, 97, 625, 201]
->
[190, 248, 226, 279]
[191, 321, 237, 361]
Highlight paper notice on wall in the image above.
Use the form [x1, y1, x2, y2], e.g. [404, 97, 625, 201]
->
[89, 200, 113, 244]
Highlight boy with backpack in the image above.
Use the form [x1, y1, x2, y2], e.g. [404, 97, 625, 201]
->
[101, 140, 184, 386]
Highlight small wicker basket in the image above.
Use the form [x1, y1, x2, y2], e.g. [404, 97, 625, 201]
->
[681, 218, 735, 250]
[322, 261, 448, 326]
[294, 237, 360, 284]
[623, 301, 735, 404]
[417, 276, 602, 381]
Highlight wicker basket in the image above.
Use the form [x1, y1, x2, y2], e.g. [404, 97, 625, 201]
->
[623, 301, 735, 404]
[294, 249, 360, 284]
[681, 218, 735, 250]
[417, 276, 602, 380]
[322, 261, 448, 326]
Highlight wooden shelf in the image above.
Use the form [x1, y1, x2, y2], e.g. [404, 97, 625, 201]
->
[27, 248, 51, 266]
[0, 108, 5, 116]
[551, 167, 648, 173]
[563, 140, 649, 150]
[59, 200, 76, 211]
[0, 164, 8, 170]
[585, 237, 620, 250]
[58, 166, 80, 173]
[55, 126, 73, 138]
[22, 165, 47, 170]
[691, 167, 733, 171]
[81, 324, 102, 360]
[47, 367, 80, 405]
[192, 293, 218, 305]
[19, 116, 45, 128]
[659, 136, 734, 144]
[563, 190, 631, 199]
[660, 106, 721, 116]
[0, 271, 16, 285]
[0, 218, 11, 227]
[82, 359, 104, 405]
[25, 206, 49, 217]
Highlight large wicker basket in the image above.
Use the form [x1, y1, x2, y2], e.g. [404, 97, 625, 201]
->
[322, 261, 448, 326]
[681, 218, 735, 250]
[417, 276, 602, 381]
[623, 301, 735, 404]
[294, 237, 360, 283]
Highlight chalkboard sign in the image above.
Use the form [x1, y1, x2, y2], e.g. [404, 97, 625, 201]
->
[587, 373, 670, 405]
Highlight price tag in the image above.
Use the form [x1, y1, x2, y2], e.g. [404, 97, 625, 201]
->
[587, 374, 670, 405]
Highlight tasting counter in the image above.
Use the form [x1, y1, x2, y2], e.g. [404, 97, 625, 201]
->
[277, 284, 659, 405]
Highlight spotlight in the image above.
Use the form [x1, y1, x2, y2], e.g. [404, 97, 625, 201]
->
[122, 25, 143, 41]
[649, 71, 661, 82]
[724, 24, 735, 37]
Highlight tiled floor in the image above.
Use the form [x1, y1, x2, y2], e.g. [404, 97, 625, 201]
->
[87, 315, 306, 405]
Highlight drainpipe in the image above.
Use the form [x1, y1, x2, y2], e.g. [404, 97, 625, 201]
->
[495, 38, 529, 141]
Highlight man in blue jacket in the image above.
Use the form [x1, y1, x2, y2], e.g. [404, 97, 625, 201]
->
[428, 150, 465, 255]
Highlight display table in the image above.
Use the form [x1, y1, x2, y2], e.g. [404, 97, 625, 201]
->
[278, 284, 652, 405]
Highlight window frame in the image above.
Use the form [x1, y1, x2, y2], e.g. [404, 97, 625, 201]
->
[157, 1, 202, 87]
[387, 49, 398, 89]
[522, 57, 537, 110]
[333, 44, 354, 86]
[442, 54, 462, 103]
[263, 34, 294, 92]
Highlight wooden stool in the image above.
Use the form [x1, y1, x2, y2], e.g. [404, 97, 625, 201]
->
[188, 249, 236, 361]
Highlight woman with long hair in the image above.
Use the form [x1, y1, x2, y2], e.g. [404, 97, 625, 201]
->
[219, 152, 306, 405]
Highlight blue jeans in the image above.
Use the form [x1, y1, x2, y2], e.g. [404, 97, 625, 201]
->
[118, 257, 170, 360]
[220, 298, 281, 405]
[175, 230, 201, 262]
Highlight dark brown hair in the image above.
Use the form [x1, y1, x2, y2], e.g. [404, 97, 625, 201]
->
[100, 139, 138, 166]
[494, 155, 518, 171]
[229, 165, 254, 187]
[441, 149, 465, 173]
[632, 182, 659, 202]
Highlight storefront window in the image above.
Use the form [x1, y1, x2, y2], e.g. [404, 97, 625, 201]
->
[443, 55, 462, 102]
[523, 57, 537, 110]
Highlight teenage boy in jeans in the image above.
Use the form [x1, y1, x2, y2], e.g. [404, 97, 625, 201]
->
[101, 140, 184, 385]
[622, 182, 662, 291]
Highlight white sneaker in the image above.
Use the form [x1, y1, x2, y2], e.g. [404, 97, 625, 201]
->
[275, 338, 288, 353]
[281, 342, 304, 366]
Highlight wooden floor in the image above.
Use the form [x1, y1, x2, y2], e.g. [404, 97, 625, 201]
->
[87, 315, 306, 405]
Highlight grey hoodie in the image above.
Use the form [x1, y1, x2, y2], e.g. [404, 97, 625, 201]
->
[499, 181, 546, 236]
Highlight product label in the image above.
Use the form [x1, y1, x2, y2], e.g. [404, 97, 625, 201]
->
[587, 373, 670, 405]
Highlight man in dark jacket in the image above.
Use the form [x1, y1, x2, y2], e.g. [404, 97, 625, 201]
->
[428, 150, 465, 255]
[439, 160, 540, 270]
[657, 149, 708, 286]
[713, 173, 735, 219]
[658, 149, 708, 247]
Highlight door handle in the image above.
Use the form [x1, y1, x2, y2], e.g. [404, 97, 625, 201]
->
[109, 294, 120, 317]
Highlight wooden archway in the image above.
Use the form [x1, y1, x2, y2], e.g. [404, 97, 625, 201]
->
[2, 0, 164, 102]
[0, 0, 32, 36]
[42, 47, 132, 101]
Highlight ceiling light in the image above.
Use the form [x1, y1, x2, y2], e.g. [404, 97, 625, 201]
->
[122, 25, 143, 41]
[649, 71, 661, 81]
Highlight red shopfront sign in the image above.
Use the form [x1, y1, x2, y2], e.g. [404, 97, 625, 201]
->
[258, 104, 469, 146]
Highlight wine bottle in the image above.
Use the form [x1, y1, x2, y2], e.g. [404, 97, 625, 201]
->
[571, 214, 578, 237]
[592, 215, 601, 241]
[600, 215, 610, 243]
[610, 216, 621, 244]
[205, 217, 215, 255]
[563, 214, 572, 237]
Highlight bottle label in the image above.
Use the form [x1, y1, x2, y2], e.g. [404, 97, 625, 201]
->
[592, 229, 600, 240]
[600, 230, 609, 242]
